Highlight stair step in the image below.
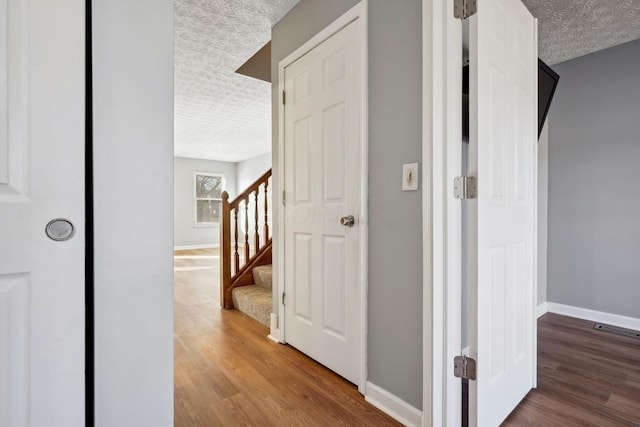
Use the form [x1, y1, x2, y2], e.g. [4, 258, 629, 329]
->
[252, 264, 272, 290]
[232, 285, 271, 328]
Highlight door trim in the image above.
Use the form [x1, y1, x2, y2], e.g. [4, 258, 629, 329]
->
[532, 23, 540, 392]
[422, 0, 463, 425]
[276, 0, 368, 394]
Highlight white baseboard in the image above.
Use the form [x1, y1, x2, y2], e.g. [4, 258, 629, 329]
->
[536, 302, 549, 318]
[546, 302, 640, 331]
[174, 244, 219, 251]
[365, 382, 422, 427]
[268, 313, 282, 343]
[267, 333, 281, 343]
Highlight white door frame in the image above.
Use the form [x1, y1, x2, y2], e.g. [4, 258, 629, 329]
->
[422, 0, 463, 425]
[276, 1, 369, 393]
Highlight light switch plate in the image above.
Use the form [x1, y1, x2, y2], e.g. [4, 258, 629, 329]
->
[402, 163, 419, 191]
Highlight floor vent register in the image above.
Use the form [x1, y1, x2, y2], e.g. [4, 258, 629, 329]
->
[594, 323, 640, 339]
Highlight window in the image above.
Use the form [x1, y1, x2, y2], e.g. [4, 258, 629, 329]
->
[194, 172, 225, 225]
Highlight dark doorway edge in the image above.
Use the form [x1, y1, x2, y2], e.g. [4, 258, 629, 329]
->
[85, 0, 95, 425]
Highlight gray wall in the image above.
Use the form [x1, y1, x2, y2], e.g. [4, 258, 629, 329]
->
[538, 121, 548, 305]
[93, 0, 174, 424]
[548, 39, 640, 318]
[272, 0, 423, 408]
[174, 157, 237, 248]
[237, 152, 271, 191]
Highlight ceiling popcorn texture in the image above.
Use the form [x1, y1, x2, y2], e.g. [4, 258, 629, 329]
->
[523, 0, 640, 64]
[174, 0, 299, 162]
[175, 0, 640, 161]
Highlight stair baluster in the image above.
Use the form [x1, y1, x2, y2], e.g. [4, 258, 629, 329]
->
[254, 189, 260, 252]
[244, 199, 250, 261]
[264, 180, 269, 242]
[234, 208, 240, 275]
[220, 169, 273, 309]
[220, 192, 232, 308]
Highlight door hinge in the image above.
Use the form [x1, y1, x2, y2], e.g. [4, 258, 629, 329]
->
[282, 292, 286, 305]
[282, 90, 286, 105]
[454, 355, 477, 380]
[453, 176, 477, 200]
[282, 190, 286, 206]
[454, 0, 477, 19]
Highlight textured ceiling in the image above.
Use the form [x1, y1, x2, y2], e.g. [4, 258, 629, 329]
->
[176, 0, 640, 162]
[523, 0, 640, 65]
[174, 0, 299, 162]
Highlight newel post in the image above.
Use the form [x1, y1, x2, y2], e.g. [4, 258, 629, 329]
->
[220, 191, 232, 308]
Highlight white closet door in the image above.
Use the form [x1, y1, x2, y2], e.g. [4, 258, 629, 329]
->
[467, 0, 537, 424]
[283, 17, 363, 385]
[0, 0, 85, 425]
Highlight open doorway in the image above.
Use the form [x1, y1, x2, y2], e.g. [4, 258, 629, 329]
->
[172, 0, 280, 423]
[172, 0, 276, 325]
[171, 1, 395, 425]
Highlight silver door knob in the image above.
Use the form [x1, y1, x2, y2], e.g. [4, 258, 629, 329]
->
[340, 215, 355, 227]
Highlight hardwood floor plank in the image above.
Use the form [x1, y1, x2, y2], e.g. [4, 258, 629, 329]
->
[210, 393, 275, 427]
[504, 391, 626, 426]
[175, 387, 226, 427]
[503, 313, 640, 426]
[607, 394, 640, 421]
[174, 249, 401, 426]
[537, 365, 611, 404]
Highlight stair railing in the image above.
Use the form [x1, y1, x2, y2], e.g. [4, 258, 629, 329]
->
[220, 168, 272, 308]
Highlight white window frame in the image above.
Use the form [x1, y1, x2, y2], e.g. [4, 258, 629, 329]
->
[193, 172, 226, 227]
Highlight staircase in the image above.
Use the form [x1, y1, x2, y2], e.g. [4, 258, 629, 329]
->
[220, 169, 273, 327]
[231, 265, 272, 327]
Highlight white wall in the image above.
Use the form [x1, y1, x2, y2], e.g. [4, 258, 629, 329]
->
[237, 152, 271, 191]
[174, 156, 237, 249]
[93, 0, 174, 425]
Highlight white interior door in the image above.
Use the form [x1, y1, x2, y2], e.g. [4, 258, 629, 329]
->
[283, 17, 363, 385]
[0, 0, 85, 425]
[467, 0, 537, 425]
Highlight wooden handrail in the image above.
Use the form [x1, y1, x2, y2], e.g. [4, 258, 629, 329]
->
[220, 168, 272, 309]
[228, 169, 272, 208]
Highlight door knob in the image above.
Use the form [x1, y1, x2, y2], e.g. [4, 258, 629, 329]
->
[340, 215, 355, 227]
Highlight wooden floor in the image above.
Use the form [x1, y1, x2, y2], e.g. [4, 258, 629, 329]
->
[175, 249, 640, 425]
[174, 248, 400, 426]
[503, 312, 640, 426]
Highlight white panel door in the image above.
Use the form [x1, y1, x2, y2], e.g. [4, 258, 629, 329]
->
[283, 18, 362, 385]
[467, 0, 537, 425]
[0, 0, 85, 425]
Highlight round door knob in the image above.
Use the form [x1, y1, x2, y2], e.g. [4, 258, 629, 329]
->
[340, 215, 355, 227]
